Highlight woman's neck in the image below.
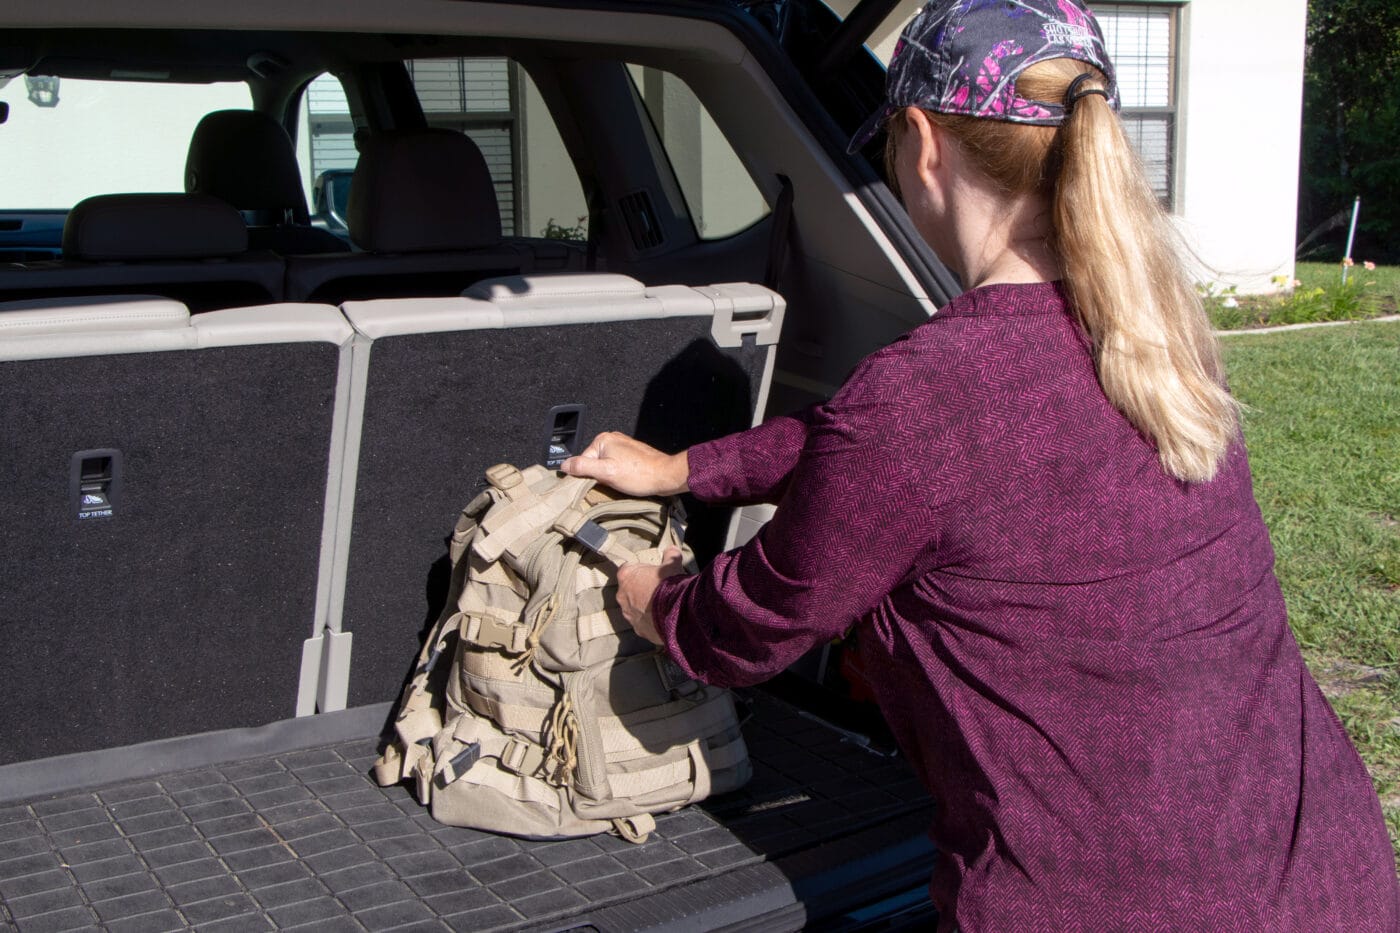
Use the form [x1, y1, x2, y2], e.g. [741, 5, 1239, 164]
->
[941, 179, 1059, 289]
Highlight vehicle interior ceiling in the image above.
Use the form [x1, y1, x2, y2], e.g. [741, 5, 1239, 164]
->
[3, 0, 948, 414]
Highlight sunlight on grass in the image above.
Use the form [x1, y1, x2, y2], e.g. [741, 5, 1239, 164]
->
[1222, 321, 1400, 861]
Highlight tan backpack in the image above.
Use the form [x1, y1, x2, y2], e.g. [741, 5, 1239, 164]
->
[372, 463, 751, 843]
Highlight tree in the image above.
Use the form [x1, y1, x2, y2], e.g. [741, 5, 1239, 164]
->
[1300, 0, 1400, 261]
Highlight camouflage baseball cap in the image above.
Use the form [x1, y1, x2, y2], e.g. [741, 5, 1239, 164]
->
[849, 0, 1119, 153]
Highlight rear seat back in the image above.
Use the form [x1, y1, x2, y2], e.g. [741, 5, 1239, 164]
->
[323, 273, 784, 710]
[185, 109, 351, 255]
[0, 194, 285, 310]
[284, 130, 583, 303]
[0, 296, 354, 764]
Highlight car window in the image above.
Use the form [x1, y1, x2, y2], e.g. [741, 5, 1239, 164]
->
[626, 65, 770, 241]
[0, 77, 252, 209]
[816, 0, 918, 63]
[300, 60, 588, 240]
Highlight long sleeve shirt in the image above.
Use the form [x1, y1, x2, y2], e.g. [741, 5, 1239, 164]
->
[651, 281, 1399, 932]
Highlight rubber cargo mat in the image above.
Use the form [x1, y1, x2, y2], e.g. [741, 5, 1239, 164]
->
[0, 693, 929, 932]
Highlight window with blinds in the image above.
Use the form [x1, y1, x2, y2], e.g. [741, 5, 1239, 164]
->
[407, 58, 519, 235]
[1093, 4, 1177, 207]
[304, 75, 357, 179]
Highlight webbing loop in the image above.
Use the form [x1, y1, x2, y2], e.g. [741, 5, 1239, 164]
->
[484, 463, 529, 500]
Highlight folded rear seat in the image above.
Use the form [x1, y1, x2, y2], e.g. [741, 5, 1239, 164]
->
[284, 129, 584, 303]
[319, 273, 783, 712]
[0, 193, 285, 311]
[0, 296, 354, 767]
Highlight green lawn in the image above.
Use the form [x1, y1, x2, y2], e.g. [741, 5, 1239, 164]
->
[1220, 320, 1400, 861]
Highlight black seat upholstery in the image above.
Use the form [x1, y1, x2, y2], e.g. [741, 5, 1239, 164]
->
[0, 193, 285, 311]
[186, 109, 351, 255]
[284, 129, 579, 302]
[0, 298, 354, 762]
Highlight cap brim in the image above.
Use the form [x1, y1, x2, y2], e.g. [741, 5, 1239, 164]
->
[846, 105, 892, 155]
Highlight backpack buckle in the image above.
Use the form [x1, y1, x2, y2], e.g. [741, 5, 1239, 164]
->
[553, 510, 611, 555]
[655, 654, 706, 704]
[465, 614, 530, 654]
[498, 737, 546, 777]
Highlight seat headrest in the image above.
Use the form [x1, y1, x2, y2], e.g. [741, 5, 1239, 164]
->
[186, 109, 311, 223]
[348, 129, 502, 253]
[63, 194, 249, 261]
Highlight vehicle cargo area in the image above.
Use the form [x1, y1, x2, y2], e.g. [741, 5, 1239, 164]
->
[1, 3, 952, 929]
[0, 692, 932, 932]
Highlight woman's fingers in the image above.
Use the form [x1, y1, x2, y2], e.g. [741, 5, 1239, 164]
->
[559, 432, 689, 496]
[617, 561, 664, 645]
[616, 548, 691, 647]
[658, 547, 685, 578]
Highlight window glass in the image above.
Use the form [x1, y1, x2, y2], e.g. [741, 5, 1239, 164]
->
[299, 73, 357, 176]
[626, 66, 769, 240]
[1097, 5, 1173, 109]
[0, 77, 251, 209]
[1089, 4, 1177, 206]
[819, 0, 918, 64]
[301, 60, 587, 240]
[296, 73, 357, 222]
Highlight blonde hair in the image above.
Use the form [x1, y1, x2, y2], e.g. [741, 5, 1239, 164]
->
[887, 59, 1237, 483]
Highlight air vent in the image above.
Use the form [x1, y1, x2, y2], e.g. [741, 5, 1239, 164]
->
[618, 190, 664, 251]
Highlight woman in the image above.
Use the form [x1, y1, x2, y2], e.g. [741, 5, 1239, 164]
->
[564, 1, 1399, 928]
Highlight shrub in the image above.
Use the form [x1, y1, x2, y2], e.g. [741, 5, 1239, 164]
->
[1204, 261, 1385, 329]
[541, 215, 588, 241]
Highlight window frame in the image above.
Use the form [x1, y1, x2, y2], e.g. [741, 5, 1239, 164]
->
[1094, 1, 1182, 211]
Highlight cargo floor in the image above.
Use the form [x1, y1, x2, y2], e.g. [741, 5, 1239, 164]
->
[0, 692, 932, 932]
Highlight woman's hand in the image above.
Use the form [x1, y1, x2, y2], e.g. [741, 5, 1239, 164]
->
[560, 432, 689, 497]
[616, 547, 686, 645]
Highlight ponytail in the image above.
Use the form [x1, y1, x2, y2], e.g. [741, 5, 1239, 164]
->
[890, 61, 1238, 483]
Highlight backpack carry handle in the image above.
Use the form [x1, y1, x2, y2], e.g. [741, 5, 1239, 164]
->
[552, 506, 644, 567]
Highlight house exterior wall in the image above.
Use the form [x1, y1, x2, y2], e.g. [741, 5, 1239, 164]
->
[846, 0, 1310, 294]
[0, 79, 250, 209]
[1175, 0, 1308, 292]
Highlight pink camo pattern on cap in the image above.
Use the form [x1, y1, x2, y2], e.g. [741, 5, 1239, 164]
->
[849, 0, 1119, 151]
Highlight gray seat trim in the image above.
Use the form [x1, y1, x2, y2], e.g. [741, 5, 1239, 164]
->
[0, 298, 352, 361]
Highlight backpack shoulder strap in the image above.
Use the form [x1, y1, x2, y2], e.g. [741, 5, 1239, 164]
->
[372, 490, 494, 789]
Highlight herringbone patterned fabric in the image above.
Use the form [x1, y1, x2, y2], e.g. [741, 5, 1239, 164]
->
[653, 282, 1399, 931]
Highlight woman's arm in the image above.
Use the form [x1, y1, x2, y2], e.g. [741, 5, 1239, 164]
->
[561, 408, 818, 506]
[649, 395, 939, 687]
[623, 345, 949, 687]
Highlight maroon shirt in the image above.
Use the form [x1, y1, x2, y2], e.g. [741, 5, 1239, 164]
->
[652, 282, 1398, 931]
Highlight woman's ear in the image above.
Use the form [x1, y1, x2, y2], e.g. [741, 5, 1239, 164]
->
[902, 107, 944, 188]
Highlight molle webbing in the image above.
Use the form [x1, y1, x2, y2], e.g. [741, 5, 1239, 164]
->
[373, 463, 750, 843]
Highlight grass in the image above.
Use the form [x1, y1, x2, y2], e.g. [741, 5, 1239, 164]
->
[1220, 320, 1400, 862]
[1297, 260, 1400, 308]
[1205, 261, 1399, 330]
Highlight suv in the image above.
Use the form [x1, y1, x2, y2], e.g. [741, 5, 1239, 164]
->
[0, 1, 959, 929]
